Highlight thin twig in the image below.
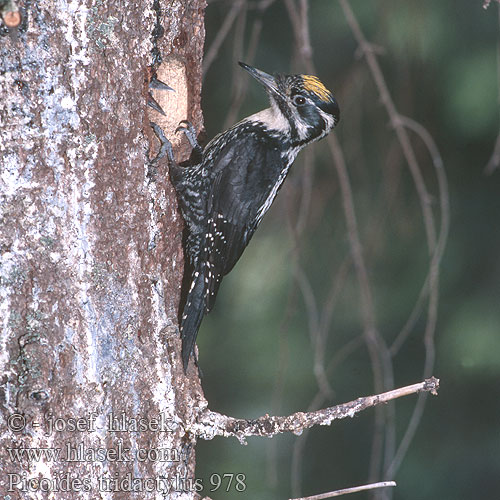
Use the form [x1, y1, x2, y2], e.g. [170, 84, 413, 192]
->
[283, 0, 337, 417]
[293, 264, 334, 398]
[327, 133, 394, 484]
[305, 0, 396, 482]
[338, 3, 448, 491]
[290, 481, 397, 500]
[223, 0, 273, 127]
[287, 0, 395, 486]
[385, 115, 449, 480]
[339, 0, 437, 253]
[194, 377, 439, 443]
[291, 335, 363, 496]
[291, 391, 327, 496]
[390, 116, 449, 357]
[203, 0, 245, 78]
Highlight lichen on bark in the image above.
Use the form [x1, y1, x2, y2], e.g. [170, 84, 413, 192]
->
[0, 0, 206, 498]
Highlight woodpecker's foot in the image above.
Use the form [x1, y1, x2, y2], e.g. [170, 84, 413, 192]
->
[176, 120, 203, 156]
[147, 74, 174, 116]
[150, 121, 175, 165]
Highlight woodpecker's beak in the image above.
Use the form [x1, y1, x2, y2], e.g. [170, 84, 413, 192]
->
[239, 62, 281, 98]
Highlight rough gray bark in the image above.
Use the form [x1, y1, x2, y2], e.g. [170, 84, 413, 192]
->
[0, 1, 206, 498]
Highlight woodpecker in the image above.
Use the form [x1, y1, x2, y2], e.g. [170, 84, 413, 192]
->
[166, 62, 340, 372]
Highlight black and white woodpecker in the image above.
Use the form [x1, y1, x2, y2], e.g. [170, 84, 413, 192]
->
[164, 62, 340, 372]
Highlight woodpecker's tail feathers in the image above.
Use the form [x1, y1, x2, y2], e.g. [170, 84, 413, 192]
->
[181, 266, 207, 372]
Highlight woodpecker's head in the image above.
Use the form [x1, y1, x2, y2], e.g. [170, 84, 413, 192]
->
[239, 62, 340, 145]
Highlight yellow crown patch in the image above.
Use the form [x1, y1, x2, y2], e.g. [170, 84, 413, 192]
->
[302, 75, 332, 103]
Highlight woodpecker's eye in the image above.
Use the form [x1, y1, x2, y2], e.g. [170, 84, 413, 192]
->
[293, 95, 306, 106]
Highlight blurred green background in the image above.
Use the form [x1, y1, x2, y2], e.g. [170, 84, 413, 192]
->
[195, 1, 500, 499]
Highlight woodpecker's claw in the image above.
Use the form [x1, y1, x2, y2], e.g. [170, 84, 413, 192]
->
[176, 120, 202, 156]
[149, 77, 174, 92]
[147, 94, 166, 116]
[150, 122, 175, 165]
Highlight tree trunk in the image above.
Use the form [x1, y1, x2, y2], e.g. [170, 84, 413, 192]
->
[0, 0, 206, 498]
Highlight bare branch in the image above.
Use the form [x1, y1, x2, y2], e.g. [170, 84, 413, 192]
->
[290, 481, 397, 500]
[339, 0, 437, 253]
[193, 378, 439, 444]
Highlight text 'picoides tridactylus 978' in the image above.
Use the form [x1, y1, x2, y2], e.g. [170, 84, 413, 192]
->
[158, 62, 340, 372]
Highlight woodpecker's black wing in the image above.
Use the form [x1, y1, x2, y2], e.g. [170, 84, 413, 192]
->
[180, 132, 287, 369]
[204, 132, 287, 310]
